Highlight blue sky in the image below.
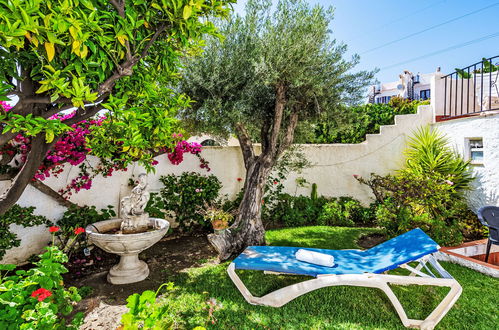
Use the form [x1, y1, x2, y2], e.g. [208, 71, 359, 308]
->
[231, 0, 499, 83]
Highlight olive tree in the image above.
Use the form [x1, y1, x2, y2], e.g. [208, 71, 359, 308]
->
[180, 0, 375, 259]
[0, 0, 234, 214]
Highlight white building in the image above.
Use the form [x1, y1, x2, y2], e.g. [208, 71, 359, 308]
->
[368, 69, 438, 104]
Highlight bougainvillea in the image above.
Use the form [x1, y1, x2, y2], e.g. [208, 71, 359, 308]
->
[1, 102, 209, 198]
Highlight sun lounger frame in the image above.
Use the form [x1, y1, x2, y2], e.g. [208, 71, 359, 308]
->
[228, 254, 462, 330]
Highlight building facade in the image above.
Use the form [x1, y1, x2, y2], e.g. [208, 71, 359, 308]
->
[368, 69, 438, 104]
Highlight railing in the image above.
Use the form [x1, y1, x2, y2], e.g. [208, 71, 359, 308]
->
[441, 55, 499, 119]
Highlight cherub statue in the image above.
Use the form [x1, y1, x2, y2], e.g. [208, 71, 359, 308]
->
[120, 173, 150, 233]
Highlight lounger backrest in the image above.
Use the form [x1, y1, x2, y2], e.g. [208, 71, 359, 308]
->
[364, 228, 440, 273]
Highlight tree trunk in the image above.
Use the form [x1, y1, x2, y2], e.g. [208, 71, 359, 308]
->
[208, 158, 271, 260]
[0, 135, 54, 215]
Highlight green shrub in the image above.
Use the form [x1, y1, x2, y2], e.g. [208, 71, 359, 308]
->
[403, 126, 474, 191]
[53, 205, 115, 258]
[0, 205, 50, 260]
[299, 97, 428, 144]
[318, 197, 374, 227]
[146, 172, 222, 230]
[461, 209, 488, 241]
[356, 126, 476, 246]
[265, 194, 328, 227]
[358, 172, 466, 246]
[0, 245, 83, 329]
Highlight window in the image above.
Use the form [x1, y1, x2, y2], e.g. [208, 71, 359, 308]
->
[419, 89, 430, 100]
[376, 96, 392, 104]
[467, 138, 483, 164]
[200, 139, 220, 146]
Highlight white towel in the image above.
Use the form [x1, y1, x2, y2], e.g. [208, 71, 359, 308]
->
[295, 249, 335, 267]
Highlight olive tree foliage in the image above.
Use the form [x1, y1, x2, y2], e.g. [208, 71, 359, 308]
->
[179, 0, 375, 259]
[0, 0, 234, 214]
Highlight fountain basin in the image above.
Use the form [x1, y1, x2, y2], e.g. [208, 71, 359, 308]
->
[86, 218, 169, 284]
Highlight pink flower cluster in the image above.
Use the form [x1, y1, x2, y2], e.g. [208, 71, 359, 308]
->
[0, 101, 12, 112]
[35, 115, 105, 181]
[167, 140, 203, 165]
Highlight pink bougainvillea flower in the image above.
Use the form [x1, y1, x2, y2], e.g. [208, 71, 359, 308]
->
[31, 288, 52, 302]
[49, 226, 60, 233]
[74, 227, 85, 235]
[353, 174, 360, 179]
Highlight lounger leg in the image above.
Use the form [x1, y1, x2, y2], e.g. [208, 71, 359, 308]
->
[227, 264, 462, 329]
[377, 275, 462, 329]
[485, 239, 491, 263]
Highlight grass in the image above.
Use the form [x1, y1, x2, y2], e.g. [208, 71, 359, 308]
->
[161, 226, 498, 329]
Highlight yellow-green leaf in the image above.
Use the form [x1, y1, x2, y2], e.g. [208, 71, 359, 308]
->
[45, 42, 55, 62]
[80, 44, 88, 58]
[183, 5, 192, 20]
[69, 26, 78, 39]
[116, 35, 128, 47]
[45, 130, 54, 143]
[72, 40, 81, 55]
[36, 84, 50, 94]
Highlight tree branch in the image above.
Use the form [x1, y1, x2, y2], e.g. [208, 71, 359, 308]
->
[264, 83, 286, 160]
[235, 122, 255, 169]
[98, 24, 166, 95]
[0, 94, 109, 148]
[30, 179, 77, 208]
[276, 110, 299, 158]
[17, 96, 71, 105]
[260, 116, 271, 152]
[63, 104, 106, 127]
[109, 0, 125, 17]
[0, 135, 56, 215]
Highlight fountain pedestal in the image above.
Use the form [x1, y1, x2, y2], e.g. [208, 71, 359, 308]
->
[108, 255, 149, 284]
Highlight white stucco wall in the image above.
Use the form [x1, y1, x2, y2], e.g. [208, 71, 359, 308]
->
[433, 113, 499, 211]
[1, 105, 433, 264]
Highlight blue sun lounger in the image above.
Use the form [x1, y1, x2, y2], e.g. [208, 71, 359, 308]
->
[228, 229, 462, 330]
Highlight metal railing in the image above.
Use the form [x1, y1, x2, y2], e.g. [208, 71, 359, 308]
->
[441, 55, 499, 119]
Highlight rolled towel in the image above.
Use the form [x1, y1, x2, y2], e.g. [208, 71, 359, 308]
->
[295, 249, 335, 267]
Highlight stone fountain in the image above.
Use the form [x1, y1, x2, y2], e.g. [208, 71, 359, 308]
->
[86, 174, 169, 284]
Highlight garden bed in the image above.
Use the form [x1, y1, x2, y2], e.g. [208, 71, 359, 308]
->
[66, 233, 216, 305]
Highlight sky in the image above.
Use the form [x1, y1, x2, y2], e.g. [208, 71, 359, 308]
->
[231, 0, 499, 84]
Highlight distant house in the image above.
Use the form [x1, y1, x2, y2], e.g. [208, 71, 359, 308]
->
[368, 69, 438, 104]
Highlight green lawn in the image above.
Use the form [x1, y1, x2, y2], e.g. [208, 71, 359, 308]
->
[165, 227, 498, 329]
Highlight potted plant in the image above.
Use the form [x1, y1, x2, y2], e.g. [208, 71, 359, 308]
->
[201, 206, 233, 234]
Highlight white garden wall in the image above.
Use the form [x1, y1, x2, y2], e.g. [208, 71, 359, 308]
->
[1, 105, 433, 264]
[433, 113, 499, 212]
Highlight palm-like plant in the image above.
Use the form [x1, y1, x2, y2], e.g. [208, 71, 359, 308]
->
[403, 126, 474, 191]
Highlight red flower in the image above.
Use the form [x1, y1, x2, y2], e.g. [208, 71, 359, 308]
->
[236, 178, 242, 182]
[49, 226, 60, 233]
[273, 181, 278, 185]
[74, 227, 85, 235]
[31, 288, 52, 302]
